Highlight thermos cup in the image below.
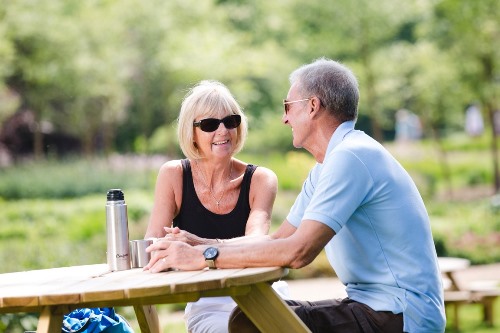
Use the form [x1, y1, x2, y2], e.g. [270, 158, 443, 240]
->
[130, 239, 154, 268]
[106, 189, 131, 271]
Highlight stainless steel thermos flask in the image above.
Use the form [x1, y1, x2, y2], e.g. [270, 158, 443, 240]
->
[106, 189, 131, 271]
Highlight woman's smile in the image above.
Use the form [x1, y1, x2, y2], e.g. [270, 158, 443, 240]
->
[213, 139, 229, 146]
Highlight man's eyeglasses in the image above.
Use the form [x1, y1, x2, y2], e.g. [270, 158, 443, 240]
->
[193, 114, 241, 132]
[283, 98, 311, 114]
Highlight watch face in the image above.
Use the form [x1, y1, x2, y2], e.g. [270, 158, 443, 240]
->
[204, 247, 218, 260]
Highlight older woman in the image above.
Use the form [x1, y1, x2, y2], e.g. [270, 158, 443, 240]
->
[144, 80, 278, 333]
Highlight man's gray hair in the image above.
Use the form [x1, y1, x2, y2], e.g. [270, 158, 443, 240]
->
[289, 58, 359, 122]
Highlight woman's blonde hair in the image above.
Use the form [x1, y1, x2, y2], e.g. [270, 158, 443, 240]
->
[177, 80, 248, 160]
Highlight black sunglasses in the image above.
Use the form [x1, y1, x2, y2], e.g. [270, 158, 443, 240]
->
[193, 114, 241, 132]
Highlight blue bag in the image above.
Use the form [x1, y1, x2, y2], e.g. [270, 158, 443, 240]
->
[62, 307, 134, 333]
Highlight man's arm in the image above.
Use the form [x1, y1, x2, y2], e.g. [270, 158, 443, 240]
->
[145, 219, 334, 272]
[215, 219, 334, 269]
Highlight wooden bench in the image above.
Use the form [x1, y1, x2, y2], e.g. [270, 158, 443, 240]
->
[443, 290, 473, 331]
[440, 258, 500, 331]
[468, 280, 500, 327]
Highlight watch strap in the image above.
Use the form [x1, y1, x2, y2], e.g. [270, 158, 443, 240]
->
[206, 259, 216, 269]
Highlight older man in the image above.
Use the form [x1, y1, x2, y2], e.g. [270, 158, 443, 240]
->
[146, 58, 446, 333]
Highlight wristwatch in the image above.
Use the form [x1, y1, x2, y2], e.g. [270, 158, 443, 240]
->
[203, 247, 219, 269]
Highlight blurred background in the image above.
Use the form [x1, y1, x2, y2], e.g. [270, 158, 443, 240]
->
[0, 0, 498, 331]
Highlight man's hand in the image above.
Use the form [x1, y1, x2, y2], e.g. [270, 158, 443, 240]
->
[162, 226, 206, 246]
[144, 239, 207, 272]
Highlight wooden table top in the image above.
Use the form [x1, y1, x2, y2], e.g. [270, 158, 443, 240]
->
[0, 264, 287, 313]
[438, 257, 471, 273]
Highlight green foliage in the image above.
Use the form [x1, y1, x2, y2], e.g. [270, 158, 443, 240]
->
[429, 198, 500, 264]
[0, 190, 153, 274]
[244, 112, 295, 154]
[440, 133, 490, 151]
[2, 0, 497, 158]
[388, 138, 493, 199]
[237, 151, 315, 191]
[0, 0, 496, 206]
[148, 122, 183, 156]
[0, 157, 158, 200]
[0, 313, 38, 333]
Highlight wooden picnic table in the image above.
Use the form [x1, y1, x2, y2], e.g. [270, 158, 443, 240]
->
[438, 256, 471, 291]
[438, 257, 500, 330]
[0, 264, 311, 333]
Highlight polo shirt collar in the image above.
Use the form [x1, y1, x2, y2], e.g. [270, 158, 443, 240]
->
[325, 120, 355, 159]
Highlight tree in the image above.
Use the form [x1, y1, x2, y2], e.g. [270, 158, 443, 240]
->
[429, 0, 500, 192]
[3, 0, 131, 157]
[0, 5, 18, 125]
[3, 0, 81, 158]
[280, 0, 423, 142]
[377, 41, 465, 198]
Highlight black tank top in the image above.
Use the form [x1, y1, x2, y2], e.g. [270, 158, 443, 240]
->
[173, 159, 257, 239]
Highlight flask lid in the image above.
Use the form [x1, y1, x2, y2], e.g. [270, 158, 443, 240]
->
[107, 189, 124, 201]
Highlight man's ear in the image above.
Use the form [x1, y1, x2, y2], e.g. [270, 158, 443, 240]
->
[309, 96, 321, 118]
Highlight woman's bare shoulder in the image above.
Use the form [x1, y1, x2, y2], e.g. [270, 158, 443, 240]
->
[158, 159, 184, 177]
[241, 161, 277, 186]
[254, 164, 277, 179]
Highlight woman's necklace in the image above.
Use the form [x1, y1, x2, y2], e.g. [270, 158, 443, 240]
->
[196, 160, 232, 209]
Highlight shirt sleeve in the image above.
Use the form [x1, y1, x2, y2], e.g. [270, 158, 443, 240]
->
[302, 149, 374, 233]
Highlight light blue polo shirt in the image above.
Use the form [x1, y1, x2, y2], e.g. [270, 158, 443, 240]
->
[287, 121, 445, 333]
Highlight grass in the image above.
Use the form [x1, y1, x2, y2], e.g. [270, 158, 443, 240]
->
[444, 300, 500, 332]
